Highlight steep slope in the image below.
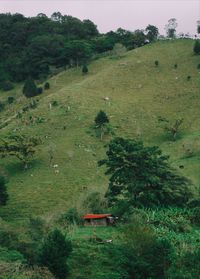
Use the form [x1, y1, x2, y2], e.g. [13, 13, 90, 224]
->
[0, 39, 200, 221]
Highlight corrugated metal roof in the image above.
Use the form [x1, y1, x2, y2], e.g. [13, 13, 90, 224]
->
[83, 214, 112, 219]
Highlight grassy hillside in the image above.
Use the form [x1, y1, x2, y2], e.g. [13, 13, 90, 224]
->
[0, 39, 200, 223]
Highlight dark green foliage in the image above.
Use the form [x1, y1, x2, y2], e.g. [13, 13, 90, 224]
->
[169, 249, 200, 279]
[39, 229, 72, 279]
[187, 75, 191, 81]
[37, 87, 43, 95]
[52, 100, 59, 107]
[0, 247, 25, 263]
[83, 192, 108, 213]
[0, 81, 14, 91]
[94, 110, 110, 140]
[174, 64, 178, 69]
[0, 228, 18, 250]
[0, 134, 41, 169]
[193, 40, 200, 54]
[7, 96, 15, 104]
[23, 78, 38, 98]
[44, 82, 50, 90]
[197, 63, 200, 69]
[155, 60, 159, 67]
[122, 223, 174, 279]
[28, 217, 47, 242]
[0, 13, 98, 81]
[0, 13, 158, 82]
[82, 64, 88, 74]
[145, 25, 159, 42]
[0, 101, 5, 112]
[99, 137, 193, 207]
[190, 207, 200, 226]
[95, 110, 109, 127]
[0, 176, 8, 206]
[59, 207, 82, 225]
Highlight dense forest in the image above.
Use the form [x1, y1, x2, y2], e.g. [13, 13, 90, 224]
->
[0, 12, 158, 87]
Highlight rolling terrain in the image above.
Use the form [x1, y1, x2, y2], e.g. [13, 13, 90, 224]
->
[0, 39, 200, 224]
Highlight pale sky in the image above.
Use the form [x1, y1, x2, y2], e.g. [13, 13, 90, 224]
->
[0, 0, 199, 35]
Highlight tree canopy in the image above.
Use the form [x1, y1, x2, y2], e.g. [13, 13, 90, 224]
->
[99, 137, 193, 208]
[0, 13, 159, 84]
[0, 134, 41, 169]
[165, 18, 178, 38]
[38, 229, 72, 279]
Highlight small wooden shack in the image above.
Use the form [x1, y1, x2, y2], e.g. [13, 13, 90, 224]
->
[83, 214, 115, 226]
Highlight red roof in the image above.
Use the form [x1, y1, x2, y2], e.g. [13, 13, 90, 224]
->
[83, 214, 112, 219]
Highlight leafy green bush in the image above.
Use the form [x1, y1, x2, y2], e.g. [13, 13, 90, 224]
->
[0, 229, 18, 249]
[82, 64, 88, 74]
[0, 176, 9, 206]
[7, 96, 15, 104]
[37, 87, 43, 95]
[0, 247, 25, 263]
[59, 207, 82, 225]
[193, 40, 200, 54]
[168, 248, 200, 279]
[38, 229, 72, 279]
[44, 82, 50, 90]
[83, 192, 108, 214]
[0, 81, 14, 91]
[122, 223, 174, 279]
[51, 100, 58, 107]
[155, 60, 159, 66]
[23, 78, 38, 98]
[0, 101, 5, 112]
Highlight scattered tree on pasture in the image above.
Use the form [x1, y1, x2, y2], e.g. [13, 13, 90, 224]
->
[82, 64, 88, 74]
[0, 134, 41, 170]
[99, 137, 192, 207]
[23, 78, 38, 98]
[94, 110, 110, 140]
[44, 82, 50, 90]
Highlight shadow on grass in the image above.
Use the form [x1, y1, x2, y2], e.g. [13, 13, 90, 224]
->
[4, 159, 43, 178]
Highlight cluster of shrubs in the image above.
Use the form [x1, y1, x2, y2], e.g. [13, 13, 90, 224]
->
[154, 60, 195, 81]
[0, 220, 72, 279]
[23, 78, 50, 98]
[0, 81, 14, 91]
[0, 97, 15, 112]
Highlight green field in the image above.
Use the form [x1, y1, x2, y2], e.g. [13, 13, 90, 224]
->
[0, 39, 200, 224]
